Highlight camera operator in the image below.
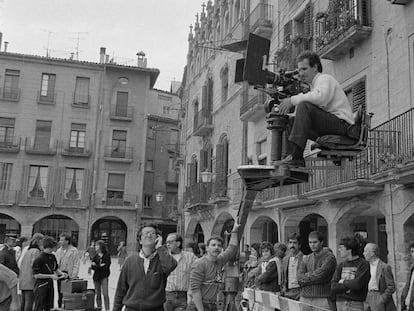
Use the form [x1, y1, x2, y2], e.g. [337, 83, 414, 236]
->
[277, 51, 356, 167]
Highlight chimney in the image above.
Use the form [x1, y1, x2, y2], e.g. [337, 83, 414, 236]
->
[136, 51, 147, 68]
[99, 47, 106, 63]
[4, 42, 8, 53]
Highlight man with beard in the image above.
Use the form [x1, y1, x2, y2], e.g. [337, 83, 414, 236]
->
[164, 233, 197, 311]
[188, 224, 240, 311]
[282, 233, 304, 300]
[113, 223, 177, 311]
[298, 231, 337, 311]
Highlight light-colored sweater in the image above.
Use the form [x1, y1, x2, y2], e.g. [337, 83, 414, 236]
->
[291, 73, 355, 125]
[55, 245, 80, 278]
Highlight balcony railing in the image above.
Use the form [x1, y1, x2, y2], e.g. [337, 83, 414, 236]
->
[0, 87, 20, 102]
[72, 93, 90, 108]
[61, 141, 92, 158]
[25, 137, 57, 155]
[369, 108, 414, 175]
[103, 146, 133, 162]
[0, 137, 21, 153]
[315, 0, 372, 60]
[240, 87, 266, 120]
[37, 91, 56, 105]
[247, 3, 273, 38]
[109, 104, 134, 121]
[185, 182, 212, 207]
[193, 109, 213, 136]
[97, 193, 137, 209]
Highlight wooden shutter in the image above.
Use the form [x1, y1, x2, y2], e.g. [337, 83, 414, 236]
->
[187, 163, 195, 186]
[360, 0, 370, 26]
[200, 149, 208, 172]
[201, 84, 208, 111]
[352, 79, 366, 113]
[304, 3, 313, 38]
[215, 144, 224, 189]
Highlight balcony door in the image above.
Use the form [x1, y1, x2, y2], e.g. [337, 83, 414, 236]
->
[34, 120, 52, 151]
[111, 130, 127, 158]
[115, 91, 128, 117]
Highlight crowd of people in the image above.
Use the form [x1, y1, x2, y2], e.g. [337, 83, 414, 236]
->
[1, 227, 414, 311]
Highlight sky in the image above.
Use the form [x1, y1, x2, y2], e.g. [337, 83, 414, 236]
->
[0, 0, 205, 91]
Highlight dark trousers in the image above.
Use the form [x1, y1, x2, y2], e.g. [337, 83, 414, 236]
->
[21, 290, 34, 311]
[164, 291, 187, 311]
[94, 277, 110, 310]
[290, 102, 350, 149]
[57, 279, 63, 308]
[33, 282, 54, 311]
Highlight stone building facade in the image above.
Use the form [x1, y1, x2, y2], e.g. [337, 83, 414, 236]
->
[180, 0, 414, 305]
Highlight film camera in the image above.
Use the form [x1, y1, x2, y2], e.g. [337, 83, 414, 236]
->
[233, 33, 309, 113]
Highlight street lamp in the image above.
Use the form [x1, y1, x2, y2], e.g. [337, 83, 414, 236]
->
[200, 169, 212, 183]
[155, 192, 164, 203]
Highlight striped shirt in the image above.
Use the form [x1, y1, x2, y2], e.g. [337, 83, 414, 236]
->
[165, 250, 197, 292]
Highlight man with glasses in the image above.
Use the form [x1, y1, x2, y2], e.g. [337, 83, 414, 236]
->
[113, 223, 177, 311]
[164, 233, 197, 311]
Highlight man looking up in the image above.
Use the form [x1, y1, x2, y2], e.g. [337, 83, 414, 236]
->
[363, 243, 396, 311]
[164, 233, 197, 311]
[278, 51, 355, 167]
[282, 232, 304, 300]
[332, 236, 370, 311]
[189, 223, 240, 311]
[401, 242, 414, 311]
[113, 223, 177, 311]
[297, 231, 337, 311]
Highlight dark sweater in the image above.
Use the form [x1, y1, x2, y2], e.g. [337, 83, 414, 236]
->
[331, 257, 370, 302]
[91, 253, 111, 281]
[256, 258, 280, 292]
[0, 247, 19, 275]
[297, 249, 337, 298]
[113, 246, 177, 311]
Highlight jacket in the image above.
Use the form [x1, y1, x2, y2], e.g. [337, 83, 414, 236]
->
[372, 260, 397, 311]
[282, 251, 304, 292]
[401, 265, 414, 311]
[113, 246, 177, 311]
[91, 253, 111, 281]
[256, 257, 280, 292]
[18, 247, 41, 290]
[55, 245, 80, 278]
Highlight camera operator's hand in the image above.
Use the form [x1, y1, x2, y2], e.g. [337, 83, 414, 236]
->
[279, 98, 294, 115]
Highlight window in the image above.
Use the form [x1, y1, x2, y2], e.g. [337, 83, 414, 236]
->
[215, 136, 229, 196]
[0, 118, 15, 146]
[34, 120, 52, 151]
[70, 123, 86, 150]
[146, 160, 154, 171]
[111, 130, 127, 157]
[148, 126, 155, 139]
[3, 69, 20, 100]
[193, 101, 199, 130]
[28, 165, 48, 199]
[64, 168, 84, 200]
[221, 67, 229, 103]
[74, 77, 90, 106]
[143, 194, 152, 208]
[170, 129, 179, 146]
[39, 73, 56, 103]
[106, 173, 125, 203]
[115, 91, 128, 117]
[0, 163, 12, 191]
[345, 78, 366, 112]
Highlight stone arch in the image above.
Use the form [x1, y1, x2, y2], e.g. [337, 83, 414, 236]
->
[0, 213, 21, 242]
[336, 204, 387, 261]
[185, 216, 205, 244]
[250, 215, 278, 245]
[33, 214, 79, 247]
[91, 216, 127, 255]
[211, 211, 234, 239]
[284, 213, 328, 255]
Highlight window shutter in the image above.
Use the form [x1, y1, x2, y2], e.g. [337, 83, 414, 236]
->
[304, 3, 313, 38]
[215, 144, 224, 189]
[200, 149, 208, 172]
[284, 21, 292, 44]
[186, 163, 194, 186]
[202, 84, 208, 110]
[352, 79, 366, 113]
[360, 0, 370, 26]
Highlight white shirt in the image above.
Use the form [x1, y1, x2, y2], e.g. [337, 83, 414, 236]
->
[291, 73, 355, 125]
[288, 256, 300, 289]
[368, 258, 380, 291]
[139, 250, 157, 274]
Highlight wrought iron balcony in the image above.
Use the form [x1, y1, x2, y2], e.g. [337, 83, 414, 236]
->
[109, 104, 134, 121]
[0, 137, 21, 153]
[240, 86, 266, 121]
[369, 107, 414, 184]
[0, 87, 20, 102]
[37, 91, 56, 105]
[193, 109, 213, 136]
[315, 0, 372, 60]
[96, 193, 137, 209]
[247, 3, 273, 39]
[184, 182, 213, 208]
[61, 141, 92, 158]
[72, 93, 90, 108]
[103, 146, 133, 163]
[25, 137, 57, 155]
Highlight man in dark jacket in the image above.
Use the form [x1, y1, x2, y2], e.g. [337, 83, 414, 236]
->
[0, 237, 19, 275]
[282, 232, 304, 300]
[401, 242, 414, 311]
[332, 236, 370, 311]
[363, 243, 396, 311]
[113, 223, 177, 311]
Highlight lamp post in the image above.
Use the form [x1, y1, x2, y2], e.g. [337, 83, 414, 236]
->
[200, 169, 212, 203]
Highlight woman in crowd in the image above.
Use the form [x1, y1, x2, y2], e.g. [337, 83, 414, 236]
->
[19, 233, 44, 311]
[253, 241, 280, 292]
[244, 242, 261, 288]
[90, 240, 111, 311]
